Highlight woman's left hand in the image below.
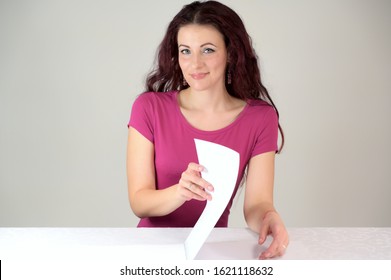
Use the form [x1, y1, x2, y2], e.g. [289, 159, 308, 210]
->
[258, 211, 289, 259]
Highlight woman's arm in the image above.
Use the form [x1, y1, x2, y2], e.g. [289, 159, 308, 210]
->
[244, 151, 289, 259]
[126, 127, 212, 218]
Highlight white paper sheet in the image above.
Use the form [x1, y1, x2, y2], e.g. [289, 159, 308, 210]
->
[184, 139, 240, 259]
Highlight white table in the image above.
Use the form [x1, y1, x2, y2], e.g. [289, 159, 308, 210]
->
[0, 227, 390, 260]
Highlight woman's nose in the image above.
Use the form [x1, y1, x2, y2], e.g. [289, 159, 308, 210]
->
[191, 53, 203, 68]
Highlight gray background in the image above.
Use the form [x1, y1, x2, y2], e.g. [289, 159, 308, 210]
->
[1, 0, 390, 227]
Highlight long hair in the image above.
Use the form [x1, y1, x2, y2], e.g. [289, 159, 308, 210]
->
[145, 0, 284, 152]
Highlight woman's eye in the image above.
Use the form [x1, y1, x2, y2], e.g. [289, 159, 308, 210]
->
[203, 48, 215, 54]
[180, 49, 190, 55]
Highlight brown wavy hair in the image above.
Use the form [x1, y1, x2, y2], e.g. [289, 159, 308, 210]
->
[145, 0, 284, 152]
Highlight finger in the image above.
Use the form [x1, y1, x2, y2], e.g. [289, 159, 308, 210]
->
[181, 172, 213, 192]
[259, 238, 280, 259]
[178, 178, 212, 201]
[259, 234, 288, 259]
[187, 162, 205, 173]
[187, 163, 214, 191]
[258, 222, 270, 245]
[280, 242, 288, 253]
[275, 240, 289, 257]
[188, 182, 212, 201]
[183, 187, 208, 201]
[178, 181, 206, 201]
[194, 177, 214, 192]
[179, 175, 209, 193]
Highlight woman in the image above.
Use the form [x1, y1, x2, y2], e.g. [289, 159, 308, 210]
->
[127, 0, 289, 259]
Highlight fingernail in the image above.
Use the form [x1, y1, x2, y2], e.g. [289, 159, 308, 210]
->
[207, 185, 214, 191]
[259, 253, 266, 260]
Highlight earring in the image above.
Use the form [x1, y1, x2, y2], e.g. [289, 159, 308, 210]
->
[227, 70, 232, 85]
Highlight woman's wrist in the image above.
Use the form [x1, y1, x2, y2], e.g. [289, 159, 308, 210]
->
[262, 209, 278, 221]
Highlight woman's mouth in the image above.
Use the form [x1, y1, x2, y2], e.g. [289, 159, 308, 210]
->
[190, 73, 209, 80]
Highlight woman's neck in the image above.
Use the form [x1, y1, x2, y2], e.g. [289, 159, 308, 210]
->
[179, 87, 235, 113]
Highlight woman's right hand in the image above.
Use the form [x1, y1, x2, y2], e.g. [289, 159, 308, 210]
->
[178, 163, 214, 201]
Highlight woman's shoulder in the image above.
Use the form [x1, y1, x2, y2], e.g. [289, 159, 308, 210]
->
[245, 98, 276, 116]
[136, 90, 177, 99]
[247, 98, 272, 107]
[132, 91, 176, 108]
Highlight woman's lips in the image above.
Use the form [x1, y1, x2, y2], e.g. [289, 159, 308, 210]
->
[190, 73, 209, 80]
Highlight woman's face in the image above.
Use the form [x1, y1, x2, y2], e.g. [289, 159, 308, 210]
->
[177, 24, 228, 92]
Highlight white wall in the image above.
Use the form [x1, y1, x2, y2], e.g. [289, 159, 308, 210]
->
[0, 0, 390, 227]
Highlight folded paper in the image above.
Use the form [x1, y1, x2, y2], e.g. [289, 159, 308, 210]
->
[184, 139, 240, 259]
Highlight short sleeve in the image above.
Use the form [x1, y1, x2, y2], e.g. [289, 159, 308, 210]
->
[251, 107, 279, 157]
[128, 93, 155, 143]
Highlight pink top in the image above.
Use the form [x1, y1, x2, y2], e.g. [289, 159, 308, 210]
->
[128, 90, 278, 227]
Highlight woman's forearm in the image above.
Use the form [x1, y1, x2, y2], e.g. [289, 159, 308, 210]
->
[129, 184, 186, 218]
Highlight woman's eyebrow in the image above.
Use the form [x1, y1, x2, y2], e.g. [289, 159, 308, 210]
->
[178, 44, 190, 48]
[200, 42, 217, 47]
[178, 43, 218, 49]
